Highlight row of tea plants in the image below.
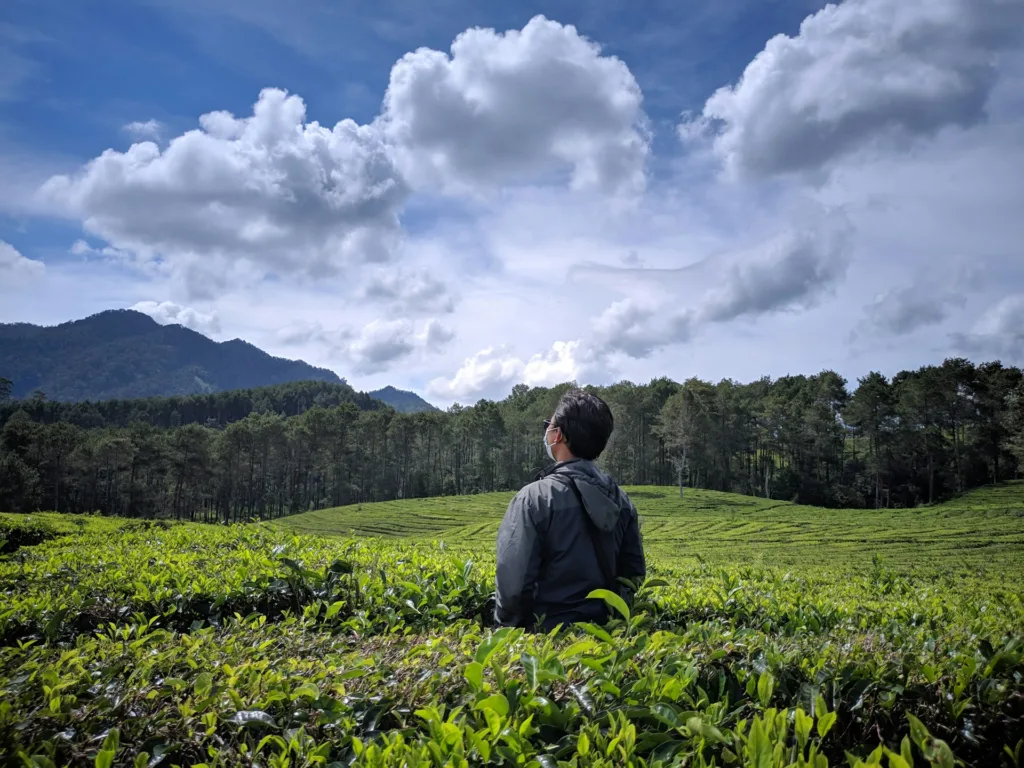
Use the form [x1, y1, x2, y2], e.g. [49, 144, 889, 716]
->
[1, 512, 1022, 766]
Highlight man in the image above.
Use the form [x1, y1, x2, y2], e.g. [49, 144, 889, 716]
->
[494, 388, 646, 630]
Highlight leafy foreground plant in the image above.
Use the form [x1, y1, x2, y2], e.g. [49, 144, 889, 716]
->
[1, 512, 1022, 767]
[2, 589, 1022, 767]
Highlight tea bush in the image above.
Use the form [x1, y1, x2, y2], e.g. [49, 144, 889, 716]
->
[1, 486, 1023, 766]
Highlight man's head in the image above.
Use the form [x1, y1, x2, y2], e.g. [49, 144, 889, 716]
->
[544, 388, 614, 463]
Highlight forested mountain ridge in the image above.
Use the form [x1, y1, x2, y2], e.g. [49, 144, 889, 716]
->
[0, 380, 385, 430]
[2, 356, 1023, 521]
[369, 386, 438, 413]
[0, 309, 343, 401]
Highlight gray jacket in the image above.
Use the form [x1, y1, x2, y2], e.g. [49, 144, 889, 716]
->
[494, 459, 646, 630]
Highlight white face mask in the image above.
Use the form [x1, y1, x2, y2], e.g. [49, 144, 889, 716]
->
[543, 427, 557, 461]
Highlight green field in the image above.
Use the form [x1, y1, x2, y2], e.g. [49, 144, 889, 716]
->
[1, 484, 1023, 767]
[274, 483, 1024, 575]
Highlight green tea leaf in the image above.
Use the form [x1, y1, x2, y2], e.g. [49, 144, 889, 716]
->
[522, 652, 539, 691]
[900, 736, 913, 766]
[578, 731, 590, 756]
[230, 710, 277, 728]
[464, 661, 484, 691]
[193, 672, 212, 699]
[906, 714, 929, 749]
[817, 711, 838, 739]
[756, 671, 775, 708]
[475, 694, 510, 718]
[577, 622, 613, 643]
[292, 682, 318, 700]
[475, 628, 512, 666]
[586, 589, 630, 622]
[883, 748, 910, 768]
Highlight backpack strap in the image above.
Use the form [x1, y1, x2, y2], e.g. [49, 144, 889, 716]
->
[558, 475, 617, 594]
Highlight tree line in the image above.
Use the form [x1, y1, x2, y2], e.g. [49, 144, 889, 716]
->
[1, 358, 1023, 522]
[0, 379, 383, 430]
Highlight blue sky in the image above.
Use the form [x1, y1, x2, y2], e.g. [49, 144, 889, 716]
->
[1, 1, 820, 159]
[1, 0, 1023, 403]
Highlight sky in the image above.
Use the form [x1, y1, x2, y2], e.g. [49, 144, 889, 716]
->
[1, 0, 1023, 406]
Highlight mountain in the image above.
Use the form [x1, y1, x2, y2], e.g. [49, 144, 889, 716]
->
[0, 309, 344, 401]
[370, 385, 438, 413]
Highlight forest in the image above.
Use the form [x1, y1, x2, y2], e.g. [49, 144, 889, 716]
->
[1, 357, 1023, 521]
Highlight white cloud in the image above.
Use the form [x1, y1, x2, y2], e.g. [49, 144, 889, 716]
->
[123, 119, 163, 141]
[362, 268, 455, 314]
[276, 320, 325, 347]
[427, 346, 526, 401]
[689, 0, 1024, 178]
[339, 317, 455, 374]
[427, 340, 594, 401]
[0, 240, 45, 282]
[40, 88, 407, 297]
[418, 318, 455, 351]
[592, 299, 672, 359]
[277, 316, 456, 375]
[860, 283, 968, 337]
[69, 238, 131, 260]
[380, 14, 649, 196]
[523, 340, 589, 387]
[952, 295, 1024, 362]
[697, 224, 850, 323]
[131, 300, 221, 336]
[340, 319, 417, 374]
[589, 219, 850, 359]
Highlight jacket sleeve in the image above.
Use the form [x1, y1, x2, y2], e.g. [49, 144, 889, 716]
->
[494, 489, 545, 627]
[616, 501, 646, 590]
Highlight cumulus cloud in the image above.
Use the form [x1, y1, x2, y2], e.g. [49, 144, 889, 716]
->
[123, 119, 163, 141]
[276, 320, 325, 347]
[69, 238, 131, 260]
[951, 295, 1024, 362]
[697, 225, 850, 323]
[861, 284, 967, 336]
[592, 300, 680, 359]
[275, 316, 455, 374]
[427, 340, 595, 401]
[131, 300, 221, 336]
[0, 240, 45, 282]
[688, 0, 1024, 177]
[339, 317, 454, 373]
[427, 347, 524, 401]
[362, 268, 455, 313]
[340, 319, 418, 374]
[419, 318, 455, 351]
[380, 15, 649, 196]
[523, 340, 589, 387]
[39, 88, 407, 296]
[591, 221, 850, 359]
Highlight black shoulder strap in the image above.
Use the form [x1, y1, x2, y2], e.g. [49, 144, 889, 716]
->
[561, 476, 617, 593]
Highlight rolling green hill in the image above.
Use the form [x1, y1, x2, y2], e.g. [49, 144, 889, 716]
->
[272, 481, 1024, 574]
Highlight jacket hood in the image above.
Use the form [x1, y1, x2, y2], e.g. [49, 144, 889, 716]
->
[550, 459, 624, 532]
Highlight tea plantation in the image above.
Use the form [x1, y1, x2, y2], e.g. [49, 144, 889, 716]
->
[2, 485, 1023, 767]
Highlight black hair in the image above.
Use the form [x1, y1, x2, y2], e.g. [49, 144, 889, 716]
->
[550, 388, 614, 461]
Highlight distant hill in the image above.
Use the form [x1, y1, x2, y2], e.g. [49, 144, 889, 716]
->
[0, 379, 386, 430]
[370, 386, 438, 413]
[0, 309, 344, 401]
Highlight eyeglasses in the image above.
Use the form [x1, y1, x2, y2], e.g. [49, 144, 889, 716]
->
[543, 419, 557, 432]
